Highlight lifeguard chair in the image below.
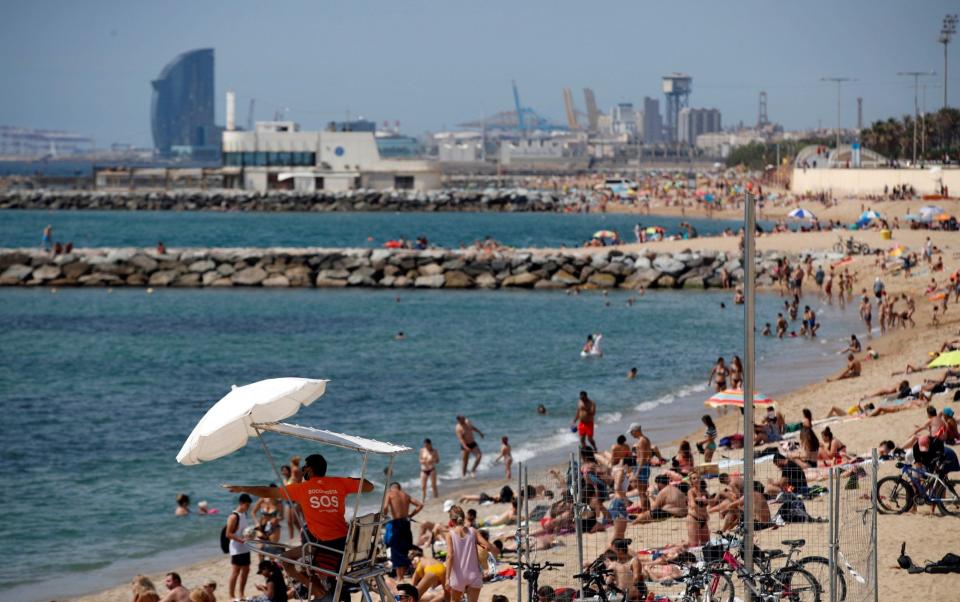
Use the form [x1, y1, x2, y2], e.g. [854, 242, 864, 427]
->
[176, 378, 411, 602]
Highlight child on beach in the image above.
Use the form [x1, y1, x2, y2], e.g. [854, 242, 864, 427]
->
[494, 436, 512, 479]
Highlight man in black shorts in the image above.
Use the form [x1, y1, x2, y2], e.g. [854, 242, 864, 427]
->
[455, 415, 485, 478]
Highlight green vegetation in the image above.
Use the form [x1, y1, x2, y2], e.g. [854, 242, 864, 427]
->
[725, 138, 830, 170]
[860, 107, 960, 161]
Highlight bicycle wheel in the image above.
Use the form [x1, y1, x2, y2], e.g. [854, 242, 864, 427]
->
[934, 478, 960, 516]
[773, 567, 821, 601]
[797, 556, 846, 601]
[703, 570, 735, 602]
[876, 476, 914, 514]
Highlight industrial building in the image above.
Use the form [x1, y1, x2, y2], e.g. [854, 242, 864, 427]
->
[677, 107, 722, 146]
[150, 48, 219, 160]
[220, 121, 439, 192]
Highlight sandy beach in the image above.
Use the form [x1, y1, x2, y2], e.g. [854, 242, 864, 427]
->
[67, 223, 959, 602]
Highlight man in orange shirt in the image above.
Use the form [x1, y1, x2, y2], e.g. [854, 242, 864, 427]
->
[225, 453, 374, 595]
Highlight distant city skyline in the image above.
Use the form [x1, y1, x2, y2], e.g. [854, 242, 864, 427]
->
[1, 0, 957, 147]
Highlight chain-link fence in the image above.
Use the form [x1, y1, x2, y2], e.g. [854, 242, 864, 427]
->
[511, 448, 878, 602]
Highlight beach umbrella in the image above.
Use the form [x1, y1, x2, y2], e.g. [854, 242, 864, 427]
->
[860, 210, 881, 221]
[889, 245, 908, 257]
[787, 208, 817, 220]
[705, 389, 775, 409]
[928, 350, 960, 369]
[176, 377, 329, 465]
[593, 230, 617, 239]
[920, 205, 945, 218]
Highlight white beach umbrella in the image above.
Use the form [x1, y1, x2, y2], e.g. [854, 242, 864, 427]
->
[860, 210, 881, 221]
[919, 205, 945, 218]
[787, 208, 817, 220]
[176, 377, 329, 465]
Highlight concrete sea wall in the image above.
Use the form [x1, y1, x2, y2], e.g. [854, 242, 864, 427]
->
[791, 167, 960, 196]
[0, 247, 793, 290]
[0, 189, 570, 212]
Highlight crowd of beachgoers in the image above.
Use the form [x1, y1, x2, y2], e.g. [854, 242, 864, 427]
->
[106, 225, 960, 602]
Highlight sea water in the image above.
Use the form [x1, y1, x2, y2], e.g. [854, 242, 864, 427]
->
[0, 210, 768, 249]
[0, 287, 863, 599]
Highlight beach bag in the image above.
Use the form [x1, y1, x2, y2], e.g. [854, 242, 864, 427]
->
[220, 511, 239, 553]
[924, 552, 960, 574]
[774, 496, 812, 524]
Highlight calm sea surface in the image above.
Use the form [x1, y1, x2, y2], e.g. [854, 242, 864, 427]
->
[0, 210, 771, 249]
[0, 285, 864, 599]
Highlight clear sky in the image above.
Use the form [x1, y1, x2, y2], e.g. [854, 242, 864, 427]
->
[1, 0, 957, 146]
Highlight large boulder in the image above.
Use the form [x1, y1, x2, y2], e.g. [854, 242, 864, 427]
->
[632, 256, 652, 270]
[188, 259, 216, 273]
[32, 264, 62, 281]
[61, 261, 91, 280]
[501, 272, 540, 288]
[414, 274, 446, 288]
[232, 266, 268, 286]
[418, 263, 444, 276]
[315, 275, 348, 287]
[0, 264, 33, 283]
[652, 255, 686, 276]
[620, 268, 661, 289]
[551, 270, 580, 285]
[284, 265, 313, 287]
[656, 273, 677, 288]
[79, 272, 121, 286]
[216, 263, 236, 276]
[173, 273, 201, 287]
[475, 272, 497, 289]
[263, 274, 291, 287]
[316, 269, 350, 281]
[0, 252, 29, 271]
[202, 270, 220, 286]
[148, 269, 179, 287]
[129, 254, 159, 272]
[587, 273, 617, 288]
[444, 270, 474, 288]
[534, 279, 567, 289]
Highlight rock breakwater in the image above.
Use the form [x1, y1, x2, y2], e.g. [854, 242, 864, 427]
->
[0, 247, 795, 290]
[0, 189, 569, 212]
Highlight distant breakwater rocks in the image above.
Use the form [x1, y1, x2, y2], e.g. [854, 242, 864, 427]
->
[0, 247, 796, 290]
[0, 189, 569, 212]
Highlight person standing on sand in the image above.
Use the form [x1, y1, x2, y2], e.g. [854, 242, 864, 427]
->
[572, 390, 597, 450]
[456, 415, 484, 478]
[383, 482, 424, 581]
[628, 423, 663, 513]
[225, 494, 252, 601]
[444, 505, 498, 602]
[419, 438, 439, 501]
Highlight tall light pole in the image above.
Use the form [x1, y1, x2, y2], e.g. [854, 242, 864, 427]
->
[898, 71, 935, 165]
[940, 14, 958, 108]
[821, 77, 855, 159]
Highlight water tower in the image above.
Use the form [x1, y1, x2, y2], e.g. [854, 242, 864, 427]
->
[662, 73, 692, 143]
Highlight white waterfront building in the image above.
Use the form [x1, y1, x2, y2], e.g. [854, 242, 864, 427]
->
[221, 121, 440, 192]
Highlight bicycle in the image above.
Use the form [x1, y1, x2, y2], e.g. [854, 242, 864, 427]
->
[724, 525, 844, 601]
[704, 531, 821, 601]
[509, 560, 564, 602]
[832, 236, 871, 256]
[875, 457, 960, 516]
[572, 556, 625, 602]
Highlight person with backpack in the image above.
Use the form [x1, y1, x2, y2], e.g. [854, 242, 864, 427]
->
[224, 493, 252, 601]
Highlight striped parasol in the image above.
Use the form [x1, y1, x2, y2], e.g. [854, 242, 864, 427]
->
[705, 389, 775, 408]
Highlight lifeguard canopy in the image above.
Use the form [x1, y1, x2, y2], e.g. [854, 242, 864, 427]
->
[256, 421, 410, 455]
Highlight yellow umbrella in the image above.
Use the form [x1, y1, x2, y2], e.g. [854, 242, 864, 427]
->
[889, 245, 908, 257]
[928, 350, 960, 369]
